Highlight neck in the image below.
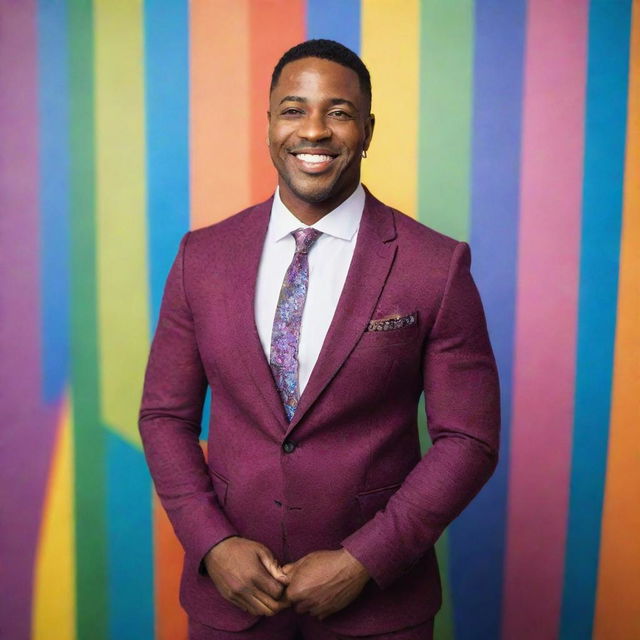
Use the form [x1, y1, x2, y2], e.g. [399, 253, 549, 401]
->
[278, 183, 359, 226]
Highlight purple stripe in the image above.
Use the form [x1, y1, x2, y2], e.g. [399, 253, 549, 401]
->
[0, 2, 59, 637]
[458, 1, 526, 638]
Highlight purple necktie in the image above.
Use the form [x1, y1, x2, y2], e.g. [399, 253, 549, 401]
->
[269, 227, 323, 421]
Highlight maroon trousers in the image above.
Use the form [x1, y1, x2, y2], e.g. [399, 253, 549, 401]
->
[188, 612, 434, 640]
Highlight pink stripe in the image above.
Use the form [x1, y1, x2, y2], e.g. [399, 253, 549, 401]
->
[502, 1, 588, 638]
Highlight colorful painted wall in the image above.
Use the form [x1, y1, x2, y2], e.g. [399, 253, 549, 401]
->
[1, 1, 638, 639]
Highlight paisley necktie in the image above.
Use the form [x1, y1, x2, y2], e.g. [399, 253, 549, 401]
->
[269, 227, 323, 421]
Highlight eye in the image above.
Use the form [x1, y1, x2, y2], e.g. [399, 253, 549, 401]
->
[329, 110, 352, 119]
[281, 108, 303, 116]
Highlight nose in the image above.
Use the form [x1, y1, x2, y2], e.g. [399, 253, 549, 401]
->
[297, 111, 331, 141]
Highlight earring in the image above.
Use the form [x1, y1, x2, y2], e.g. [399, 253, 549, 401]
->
[361, 149, 367, 159]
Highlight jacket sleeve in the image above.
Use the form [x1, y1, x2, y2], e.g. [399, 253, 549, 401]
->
[139, 232, 238, 572]
[341, 241, 500, 589]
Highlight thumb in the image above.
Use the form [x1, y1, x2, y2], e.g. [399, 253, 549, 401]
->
[257, 548, 289, 584]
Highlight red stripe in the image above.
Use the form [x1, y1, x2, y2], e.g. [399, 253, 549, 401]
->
[249, 0, 305, 203]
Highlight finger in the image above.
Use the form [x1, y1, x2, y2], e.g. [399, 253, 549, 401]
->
[293, 598, 313, 615]
[311, 604, 332, 620]
[257, 548, 289, 584]
[246, 591, 285, 617]
[228, 595, 250, 614]
[281, 562, 296, 575]
[234, 592, 270, 617]
[253, 573, 287, 600]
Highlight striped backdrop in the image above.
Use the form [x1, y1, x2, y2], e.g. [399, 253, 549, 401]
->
[1, 1, 638, 639]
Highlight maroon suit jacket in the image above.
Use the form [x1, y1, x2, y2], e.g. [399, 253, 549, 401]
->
[138, 188, 500, 635]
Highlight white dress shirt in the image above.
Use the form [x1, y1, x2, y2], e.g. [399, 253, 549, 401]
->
[255, 184, 365, 395]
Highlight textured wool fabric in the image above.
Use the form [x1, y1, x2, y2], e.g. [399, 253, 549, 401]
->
[269, 228, 323, 421]
[139, 189, 500, 636]
[188, 611, 434, 639]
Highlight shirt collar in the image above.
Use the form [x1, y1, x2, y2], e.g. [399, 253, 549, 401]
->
[268, 184, 365, 243]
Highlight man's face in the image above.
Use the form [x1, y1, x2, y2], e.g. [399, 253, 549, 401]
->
[268, 57, 374, 210]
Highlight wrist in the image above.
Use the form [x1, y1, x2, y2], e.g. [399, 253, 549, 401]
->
[205, 535, 239, 564]
[341, 548, 369, 580]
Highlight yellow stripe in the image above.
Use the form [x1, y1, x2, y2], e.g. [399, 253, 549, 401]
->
[95, 0, 149, 445]
[594, 5, 640, 638]
[32, 395, 76, 640]
[361, 0, 420, 219]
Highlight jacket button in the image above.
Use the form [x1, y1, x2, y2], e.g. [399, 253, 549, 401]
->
[282, 441, 296, 454]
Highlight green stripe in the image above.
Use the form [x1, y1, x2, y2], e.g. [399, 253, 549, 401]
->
[418, 0, 474, 241]
[68, 1, 108, 638]
[434, 536, 455, 640]
[417, 6, 474, 635]
[94, 0, 149, 446]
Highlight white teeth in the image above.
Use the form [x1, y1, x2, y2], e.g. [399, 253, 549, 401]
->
[296, 153, 333, 163]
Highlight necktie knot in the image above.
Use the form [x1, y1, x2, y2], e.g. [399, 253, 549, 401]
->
[293, 228, 322, 254]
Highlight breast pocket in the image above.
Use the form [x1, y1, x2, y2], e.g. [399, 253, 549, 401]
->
[357, 316, 419, 350]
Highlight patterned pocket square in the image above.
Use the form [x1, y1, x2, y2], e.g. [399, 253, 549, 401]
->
[367, 312, 417, 332]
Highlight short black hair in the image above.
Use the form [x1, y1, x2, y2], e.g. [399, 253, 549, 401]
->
[270, 39, 372, 108]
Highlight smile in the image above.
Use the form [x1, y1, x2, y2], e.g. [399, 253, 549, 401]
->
[290, 151, 337, 173]
[295, 153, 334, 163]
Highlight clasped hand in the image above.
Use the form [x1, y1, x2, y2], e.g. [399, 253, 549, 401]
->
[204, 537, 369, 620]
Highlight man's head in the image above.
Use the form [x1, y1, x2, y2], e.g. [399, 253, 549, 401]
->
[267, 40, 375, 218]
[270, 39, 372, 110]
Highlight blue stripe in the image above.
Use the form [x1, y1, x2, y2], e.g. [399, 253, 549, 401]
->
[450, 2, 526, 639]
[306, 0, 361, 54]
[106, 431, 155, 640]
[144, 0, 190, 331]
[560, 2, 632, 638]
[38, 0, 70, 403]
[201, 387, 211, 441]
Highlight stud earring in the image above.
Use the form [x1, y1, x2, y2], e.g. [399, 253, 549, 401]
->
[361, 149, 367, 159]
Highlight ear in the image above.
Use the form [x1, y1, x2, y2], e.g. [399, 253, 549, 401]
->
[364, 113, 375, 152]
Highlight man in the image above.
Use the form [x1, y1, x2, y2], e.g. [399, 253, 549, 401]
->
[139, 39, 500, 640]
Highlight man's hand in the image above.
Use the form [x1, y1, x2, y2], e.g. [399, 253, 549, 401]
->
[204, 536, 290, 616]
[282, 548, 370, 620]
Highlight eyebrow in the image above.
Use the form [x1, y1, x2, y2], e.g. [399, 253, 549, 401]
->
[278, 95, 359, 112]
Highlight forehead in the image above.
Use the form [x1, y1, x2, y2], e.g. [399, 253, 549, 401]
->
[273, 57, 364, 102]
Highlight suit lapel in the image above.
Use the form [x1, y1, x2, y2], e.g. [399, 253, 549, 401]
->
[222, 197, 290, 433]
[286, 189, 398, 435]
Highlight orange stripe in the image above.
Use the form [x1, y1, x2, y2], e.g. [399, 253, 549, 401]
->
[594, 5, 640, 639]
[249, 0, 305, 203]
[154, 493, 188, 640]
[189, 0, 251, 228]
[153, 441, 209, 639]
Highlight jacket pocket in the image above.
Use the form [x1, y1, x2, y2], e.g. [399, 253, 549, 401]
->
[356, 482, 402, 523]
[209, 469, 229, 507]
[357, 317, 419, 350]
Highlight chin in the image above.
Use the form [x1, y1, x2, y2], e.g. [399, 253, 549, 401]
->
[295, 188, 335, 204]
[285, 176, 342, 205]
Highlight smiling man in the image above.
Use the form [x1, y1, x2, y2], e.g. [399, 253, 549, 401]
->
[139, 40, 500, 640]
